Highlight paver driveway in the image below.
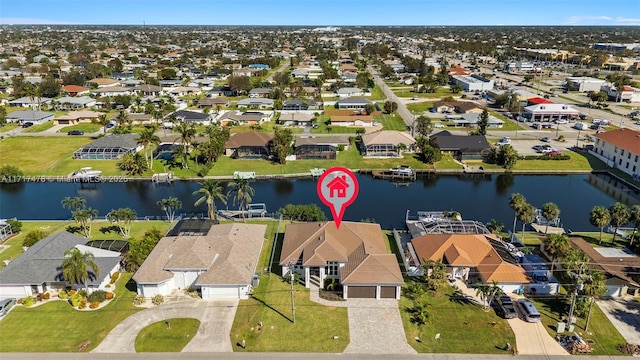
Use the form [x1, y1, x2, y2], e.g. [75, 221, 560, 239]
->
[92, 298, 238, 353]
[343, 298, 417, 354]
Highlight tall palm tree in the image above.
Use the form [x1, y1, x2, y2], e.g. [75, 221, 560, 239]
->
[61, 248, 100, 292]
[543, 233, 570, 271]
[193, 180, 227, 221]
[589, 206, 611, 244]
[582, 269, 606, 331]
[517, 203, 536, 243]
[157, 197, 182, 223]
[609, 202, 630, 243]
[98, 113, 110, 135]
[61, 196, 86, 218]
[541, 202, 560, 234]
[228, 177, 255, 222]
[508, 193, 526, 234]
[137, 126, 161, 170]
[629, 205, 640, 246]
[72, 207, 98, 238]
[172, 120, 196, 169]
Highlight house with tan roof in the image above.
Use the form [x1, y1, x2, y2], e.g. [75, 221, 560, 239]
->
[55, 110, 102, 125]
[410, 233, 529, 293]
[225, 132, 274, 159]
[567, 237, 640, 297]
[133, 221, 267, 299]
[330, 114, 374, 127]
[590, 128, 640, 179]
[280, 222, 404, 299]
[361, 130, 416, 157]
[86, 78, 120, 88]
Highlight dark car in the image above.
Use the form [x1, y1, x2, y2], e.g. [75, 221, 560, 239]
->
[67, 130, 84, 135]
[21, 122, 34, 128]
[579, 114, 588, 120]
[541, 137, 551, 142]
[0, 298, 16, 317]
[494, 295, 518, 319]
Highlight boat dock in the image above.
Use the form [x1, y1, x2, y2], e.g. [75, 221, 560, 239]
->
[310, 168, 325, 178]
[152, 172, 174, 183]
[370, 169, 417, 180]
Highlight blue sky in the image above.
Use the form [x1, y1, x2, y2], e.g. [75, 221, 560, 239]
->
[1, 0, 639, 26]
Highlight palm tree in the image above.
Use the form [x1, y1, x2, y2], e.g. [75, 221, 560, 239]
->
[172, 120, 196, 169]
[138, 126, 161, 170]
[508, 193, 526, 234]
[543, 233, 570, 271]
[589, 206, 611, 244]
[541, 202, 560, 234]
[193, 180, 227, 221]
[609, 202, 630, 243]
[228, 177, 255, 222]
[517, 203, 536, 243]
[107, 207, 137, 238]
[582, 269, 606, 331]
[61, 248, 100, 292]
[98, 114, 110, 135]
[157, 197, 182, 223]
[61, 196, 86, 218]
[629, 205, 640, 246]
[117, 152, 146, 175]
[486, 219, 504, 235]
[72, 207, 98, 238]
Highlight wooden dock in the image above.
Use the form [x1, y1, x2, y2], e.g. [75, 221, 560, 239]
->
[531, 223, 565, 234]
[371, 169, 417, 181]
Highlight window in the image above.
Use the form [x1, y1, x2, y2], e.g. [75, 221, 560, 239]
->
[325, 261, 339, 276]
[635, 155, 638, 162]
[626, 162, 629, 169]
[622, 150, 625, 156]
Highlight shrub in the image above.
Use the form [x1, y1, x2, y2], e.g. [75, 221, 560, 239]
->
[87, 290, 107, 303]
[110, 271, 120, 284]
[69, 290, 77, 296]
[43, 292, 51, 300]
[22, 296, 35, 307]
[152, 294, 164, 306]
[276, 204, 328, 222]
[36, 293, 43, 302]
[105, 292, 114, 300]
[22, 229, 48, 247]
[133, 294, 145, 306]
[0, 165, 24, 183]
[7, 219, 22, 233]
[69, 293, 83, 307]
[78, 297, 88, 309]
[89, 301, 100, 309]
[58, 290, 69, 299]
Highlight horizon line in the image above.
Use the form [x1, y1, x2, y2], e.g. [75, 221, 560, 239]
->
[2, 23, 640, 27]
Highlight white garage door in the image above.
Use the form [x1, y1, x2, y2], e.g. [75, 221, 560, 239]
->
[202, 286, 240, 299]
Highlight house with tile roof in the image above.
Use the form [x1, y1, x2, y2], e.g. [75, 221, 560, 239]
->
[133, 221, 267, 299]
[279, 222, 403, 299]
[330, 114, 374, 127]
[590, 128, 640, 179]
[0, 232, 121, 298]
[61, 85, 90, 97]
[225, 132, 274, 159]
[361, 130, 416, 157]
[410, 233, 529, 293]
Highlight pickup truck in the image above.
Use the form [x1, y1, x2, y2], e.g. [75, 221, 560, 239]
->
[495, 295, 519, 319]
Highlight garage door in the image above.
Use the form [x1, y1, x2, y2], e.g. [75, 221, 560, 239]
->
[202, 286, 239, 299]
[347, 286, 376, 298]
[380, 286, 397, 298]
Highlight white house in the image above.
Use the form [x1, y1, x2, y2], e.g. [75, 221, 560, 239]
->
[0, 232, 121, 298]
[590, 128, 640, 179]
[133, 221, 267, 300]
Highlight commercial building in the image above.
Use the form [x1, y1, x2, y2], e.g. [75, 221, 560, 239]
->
[520, 103, 580, 123]
[590, 128, 640, 179]
[451, 74, 494, 92]
[565, 76, 607, 93]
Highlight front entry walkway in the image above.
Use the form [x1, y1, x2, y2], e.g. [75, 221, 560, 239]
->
[92, 297, 238, 353]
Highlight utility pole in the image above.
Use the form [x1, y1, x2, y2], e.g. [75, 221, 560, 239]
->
[566, 263, 586, 330]
[288, 259, 296, 323]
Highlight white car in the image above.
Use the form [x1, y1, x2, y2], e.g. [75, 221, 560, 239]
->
[433, 123, 445, 128]
[496, 137, 511, 146]
[555, 119, 568, 124]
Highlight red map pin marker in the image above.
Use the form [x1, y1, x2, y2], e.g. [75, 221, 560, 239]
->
[317, 167, 359, 229]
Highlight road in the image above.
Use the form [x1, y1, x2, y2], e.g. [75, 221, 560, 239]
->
[369, 66, 414, 129]
[265, 60, 291, 83]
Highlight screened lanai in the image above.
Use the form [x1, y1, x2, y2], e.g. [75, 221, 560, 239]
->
[73, 134, 141, 160]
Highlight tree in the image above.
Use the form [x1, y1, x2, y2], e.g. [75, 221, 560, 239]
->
[475, 280, 503, 311]
[541, 202, 561, 234]
[363, 103, 376, 115]
[450, 84, 464, 94]
[421, 259, 447, 291]
[277, 204, 327, 221]
[61, 196, 86, 218]
[123, 228, 163, 271]
[22, 229, 47, 247]
[609, 202, 630, 243]
[477, 109, 489, 136]
[62, 70, 86, 86]
[107, 208, 137, 238]
[138, 126, 160, 170]
[629, 205, 640, 246]
[173, 121, 197, 169]
[0, 106, 6, 127]
[98, 114, 110, 135]
[414, 115, 433, 138]
[589, 206, 611, 244]
[383, 100, 397, 114]
[228, 75, 251, 94]
[508, 193, 527, 234]
[543, 233, 570, 271]
[228, 177, 255, 222]
[486, 219, 504, 235]
[416, 137, 442, 163]
[582, 269, 607, 331]
[117, 152, 146, 175]
[271, 127, 293, 164]
[517, 203, 536, 242]
[157, 197, 182, 223]
[61, 248, 100, 292]
[112, 110, 132, 134]
[498, 144, 518, 169]
[72, 207, 98, 238]
[193, 180, 227, 221]
[38, 76, 61, 98]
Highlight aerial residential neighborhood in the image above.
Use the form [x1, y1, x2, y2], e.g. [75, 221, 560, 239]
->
[0, 2, 639, 358]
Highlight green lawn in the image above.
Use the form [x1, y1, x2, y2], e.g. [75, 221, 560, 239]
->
[0, 273, 141, 352]
[375, 112, 407, 130]
[0, 220, 171, 270]
[434, 154, 463, 170]
[529, 297, 627, 356]
[394, 88, 453, 99]
[230, 274, 349, 352]
[58, 123, 102, 133]
[368, 85, 385, 100]
[400, 285, 515, 353]
[513, 150, 606, 171]
[22, 120, 55, 133]
[489, 112, 523, 131]
[406, 101, 435, 114]
[135, 318, 200, 352]
[0, 123, 20, 132]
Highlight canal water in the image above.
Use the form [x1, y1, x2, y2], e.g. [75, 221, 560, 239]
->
[1, 173, 638, 231]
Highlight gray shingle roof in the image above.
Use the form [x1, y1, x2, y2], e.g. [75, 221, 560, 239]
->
[0, 232, 120, 286]
[6, 110, 54, 122]
[82, 134, 139, 150]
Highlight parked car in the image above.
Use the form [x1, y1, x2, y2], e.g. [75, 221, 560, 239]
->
[106, 122, 115, 129]
[0, 298, 16, 318]
[590, 124, 602, 130]
[635, 121, 640, 125]
[21, 122, 34, 128]
[532, 145, 545, 152]
[541, 137, 551, 142]
[494, 295, 519, 319]
[67, 130, 84, 136]
[578, 114, 588, 120]
[555, 119, 568, 124]
[547, 151, 563, 156]
[496, 137, 511, 146]
[412, 96, 418, 100]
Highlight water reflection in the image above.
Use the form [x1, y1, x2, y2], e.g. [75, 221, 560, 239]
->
[274, 179, 294, 195]
[586, 173, 640, 207]
[496, 174, 515, 195]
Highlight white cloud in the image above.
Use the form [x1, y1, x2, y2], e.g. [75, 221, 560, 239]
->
[0, 18, 73, 25]
[568, 15, 640, 25]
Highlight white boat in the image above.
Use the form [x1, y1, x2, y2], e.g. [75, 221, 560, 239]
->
[389, 165, 414, 176]
[70, 167, 102, 181]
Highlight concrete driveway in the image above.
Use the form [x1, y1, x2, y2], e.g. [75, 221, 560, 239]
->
[597, 298, 640, 345]
[507, 318, 568, 355]
[92, 297, 238, 353]
[343, 298, 416, 354]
